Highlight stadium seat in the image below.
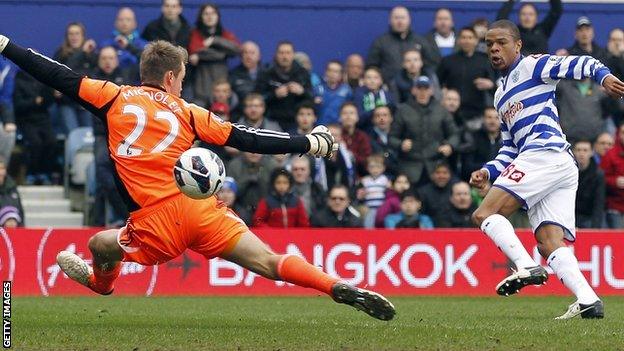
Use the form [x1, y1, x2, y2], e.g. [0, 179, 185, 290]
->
[63, 127, 95, 197]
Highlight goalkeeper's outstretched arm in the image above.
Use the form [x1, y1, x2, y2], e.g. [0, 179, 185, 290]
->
[0, 35, 113, 118]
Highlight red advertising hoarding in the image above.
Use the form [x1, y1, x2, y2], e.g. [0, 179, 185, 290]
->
[2, 228, 623, 296]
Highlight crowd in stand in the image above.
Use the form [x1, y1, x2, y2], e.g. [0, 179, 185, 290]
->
[1, 0, 624, 229]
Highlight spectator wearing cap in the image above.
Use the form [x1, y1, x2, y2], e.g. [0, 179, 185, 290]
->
[437, 27, 495, 123]
[217, 176, 252, 224]
[384, 189, 433, 229]
[366, 6, 436, 83]
[424, 8, 458, 70]
[311, 185, 363, 228]
[437, 181, 477, 228]
[253, 168, 310, 228]
[389, 75, 459, 185]
[496, 0, 562, 55]
[0, 156, 22, 227]
[564, 17, 609, 64]
[573, 140, 605, 228]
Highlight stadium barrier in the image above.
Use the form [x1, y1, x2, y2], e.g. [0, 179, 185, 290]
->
[2, 228, 623, 296]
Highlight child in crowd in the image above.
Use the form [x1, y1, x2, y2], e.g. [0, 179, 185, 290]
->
[358, 154, 389, 228]
[384, 189, 433, 229]
[253, 168, 310, 228]
[352, 67, 394, 131]
[375, 173, 410, 228]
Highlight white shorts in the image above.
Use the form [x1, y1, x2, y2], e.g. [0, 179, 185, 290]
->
[492, 149, 578, 241]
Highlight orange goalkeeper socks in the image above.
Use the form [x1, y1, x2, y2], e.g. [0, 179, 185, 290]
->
[89, 262, 121, 295]
[277, 254, 339, 296]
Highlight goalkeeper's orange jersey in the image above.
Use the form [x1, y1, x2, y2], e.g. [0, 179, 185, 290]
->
[78, 79, 234, 210]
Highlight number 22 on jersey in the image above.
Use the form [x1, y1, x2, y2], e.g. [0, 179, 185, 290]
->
[117, 104, 180, 156]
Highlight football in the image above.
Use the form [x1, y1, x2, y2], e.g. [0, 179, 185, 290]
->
[173, 147, 226, 199]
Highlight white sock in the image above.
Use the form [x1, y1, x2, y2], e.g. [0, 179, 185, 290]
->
[481, 214, 536, 269]
[547, 247, 599, 304]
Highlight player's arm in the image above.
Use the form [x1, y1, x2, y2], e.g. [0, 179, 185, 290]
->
[475, 123, 518, 184]
[191, 105, 336, 158]
[0, 36, 119, 119]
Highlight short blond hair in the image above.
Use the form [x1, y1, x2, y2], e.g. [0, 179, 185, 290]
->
[140, 40, 188, 85]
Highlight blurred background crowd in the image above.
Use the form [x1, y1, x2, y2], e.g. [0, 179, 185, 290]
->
[1, 0, 624, 230]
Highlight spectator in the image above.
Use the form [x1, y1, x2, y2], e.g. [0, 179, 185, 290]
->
[438, 181, 477, 228]
[357, 154, 389, 228]
[216, 176, 251, 224]
[352, 67, 394, 131]
[441, 88, 463, 127]
[344, 54, 364, 90]
[228, 152, 277, 225]
[253, 168, 309, 228]
[340, 102, 372, 176]
[375, 173, 410, 228]
[418, 162, 455, 227]
[294, 51, 322, 96]
[389, 76, 459, 185]
[256, 41, 312, 131]
[593, 132, 614, 166]
[438, 27, 495, 123]
[0, 157, 22, 227]
[209, 79, 237, 121]
[229, 41, 265, 119]
[313, 124, 356, 191]
[557, 78, 609, 144]
[290, 101, 316, 136]
[461, 106, 502, 180]
[574, 140, 605, 228]
[53, 22, 97, 134]
[13, 70, 55, 185]
[141, 0, 191, 48]
[367, 6, 435, 82]
[289, 156, 326, 216]
[606, 28, 624, 81]
[424, 8, 457, 69]
[316, 60, 352, 126]
[238, 93, 282, 131]
[311, 185, 363, 227]
[472, 18, 489, 54]
[496, 0, 562, 55]
[384, 189, 433, 229]
[188, 3, 241, 107]
[0, 61, 16, 165]
[369, 106, 398, 177]
[389, 49, 425, 104]
[100, 7, 147, 69]
[564, 17, 608, 64]
[90, 46, 130, 227]
[601, 124, 624, 228]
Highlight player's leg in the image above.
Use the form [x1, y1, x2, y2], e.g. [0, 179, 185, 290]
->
[220, 230, 395, 321]
[530, 185, 603, 319]
[57, 229, 123, 295]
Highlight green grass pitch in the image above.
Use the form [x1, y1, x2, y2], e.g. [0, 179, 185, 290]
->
[13, 296, 624, 350]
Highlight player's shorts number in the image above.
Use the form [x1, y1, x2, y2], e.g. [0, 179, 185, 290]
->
[117, 104, 180, 156]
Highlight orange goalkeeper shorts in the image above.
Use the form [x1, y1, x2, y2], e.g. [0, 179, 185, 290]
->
[117, 193, 247, 266]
